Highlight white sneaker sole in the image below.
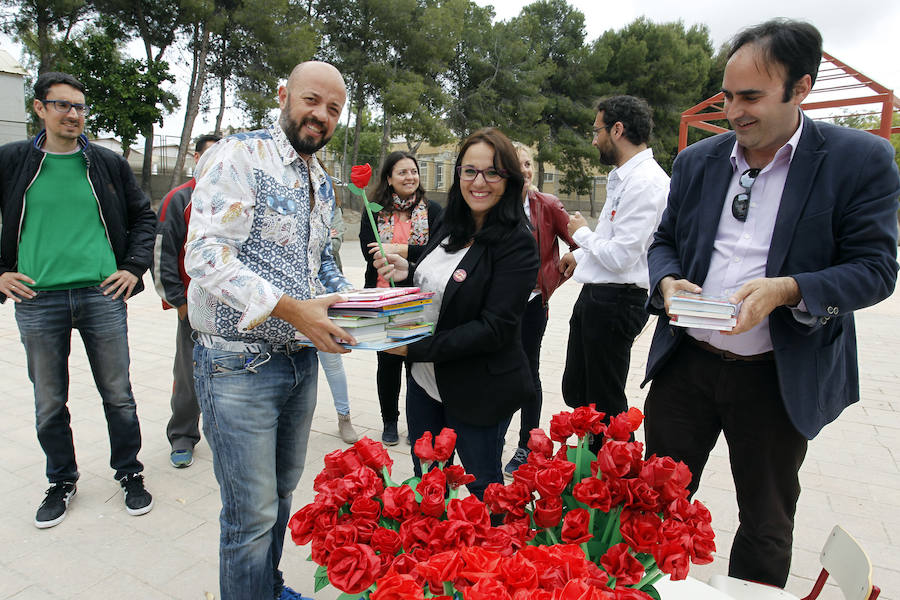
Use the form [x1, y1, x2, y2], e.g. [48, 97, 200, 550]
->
[125, 496, 154, 516]
[34, 488, 76, 529]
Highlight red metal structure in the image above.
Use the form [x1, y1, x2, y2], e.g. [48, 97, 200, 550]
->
[678, 52, 899, 151]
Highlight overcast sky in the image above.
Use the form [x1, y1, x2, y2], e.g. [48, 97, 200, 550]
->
[3, 1, 897, 139]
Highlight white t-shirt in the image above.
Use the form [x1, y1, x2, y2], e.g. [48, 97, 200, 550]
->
[410, 237, 471, 401]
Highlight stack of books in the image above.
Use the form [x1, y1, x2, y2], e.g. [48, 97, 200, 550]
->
[297, 287, 435, 350]
[668, 291, 738, 331]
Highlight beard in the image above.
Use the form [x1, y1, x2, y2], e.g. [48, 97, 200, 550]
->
[280, 104, 332, 156]
[597, 142, 619, 167]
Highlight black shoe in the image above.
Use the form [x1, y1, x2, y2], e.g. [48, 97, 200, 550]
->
[119, 473, 154, 516]
[382, 421, 399, 446]
[35, 481, 76, 529]
[503, 447, 530, 479]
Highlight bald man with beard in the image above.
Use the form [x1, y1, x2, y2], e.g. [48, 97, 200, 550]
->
[185, 61, 355, 600]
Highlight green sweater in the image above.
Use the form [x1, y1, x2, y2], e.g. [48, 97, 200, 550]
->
[18, 151, 118, 290]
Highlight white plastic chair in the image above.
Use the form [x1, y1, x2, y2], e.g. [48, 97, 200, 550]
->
[709, 525, 880, 600]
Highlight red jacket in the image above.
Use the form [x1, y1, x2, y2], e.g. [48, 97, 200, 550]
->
[527, 189, 578, 303]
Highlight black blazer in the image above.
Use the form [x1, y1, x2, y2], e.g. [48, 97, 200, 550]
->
[406, 220, 539, 427]
[645, 116, 899, 439]
[359, 199, 443, 288]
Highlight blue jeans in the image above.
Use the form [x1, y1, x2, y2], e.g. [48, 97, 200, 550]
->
[317, 351, 349, 415]
[194, 343, 318, 600]
[15, 286, 143, 483]
[406, 375, 510, 500]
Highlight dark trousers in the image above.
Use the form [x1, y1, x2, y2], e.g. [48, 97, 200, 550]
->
[562, 284, 648, 418]
[167, 315, 200, 450]
[377, 351, 405, 423]
[644, 340, 808, 588]
[406, 375, 510, 500]
[512, 295, 549, 449]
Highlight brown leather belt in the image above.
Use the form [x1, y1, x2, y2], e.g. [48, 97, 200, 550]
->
[686, 336, 774, 362]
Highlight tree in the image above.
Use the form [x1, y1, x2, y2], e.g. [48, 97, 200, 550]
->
[60, 20, 177, 154]
[90, 0, 185, 192]
[509, 0, 601, 200]
[591, 18, 716, 171]
[0, 0, 88, 73]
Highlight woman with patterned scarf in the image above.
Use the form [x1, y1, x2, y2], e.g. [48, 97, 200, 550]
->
[359, 151, 443, 445]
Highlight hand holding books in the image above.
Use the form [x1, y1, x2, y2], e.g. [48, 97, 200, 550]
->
[668, 291, 737, 331]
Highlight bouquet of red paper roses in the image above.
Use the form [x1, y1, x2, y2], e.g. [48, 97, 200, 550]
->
[290, 405, 715, 600]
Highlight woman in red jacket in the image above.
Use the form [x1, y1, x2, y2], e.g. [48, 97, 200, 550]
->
[504, 142, 578, 477]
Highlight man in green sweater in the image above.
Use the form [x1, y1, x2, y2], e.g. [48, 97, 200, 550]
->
[0, 72, 158, 528]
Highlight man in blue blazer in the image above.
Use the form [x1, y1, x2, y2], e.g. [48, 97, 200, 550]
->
[643, 20, 899, 587]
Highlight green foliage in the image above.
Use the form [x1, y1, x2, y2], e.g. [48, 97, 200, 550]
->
[0, 0, 88, 72]
[832, 110, 900, 171]
[592, 18, 716, 172]
[328, 122, 381, 166]
[59, 19, 178, 151]
[509, 0, 601, 195]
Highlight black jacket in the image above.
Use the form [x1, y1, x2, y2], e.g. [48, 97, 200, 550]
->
[359, 199, 443, 288]
[0, 132, 157, 301]
[406, 220, 539, 426]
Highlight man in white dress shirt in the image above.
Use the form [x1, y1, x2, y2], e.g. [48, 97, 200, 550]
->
[560, 95, 669, 446]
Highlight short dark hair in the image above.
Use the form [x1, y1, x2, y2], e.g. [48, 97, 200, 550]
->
[374, 151, 427, 208]
[727, 19, 822, 102]
[594, 95, 654, 146]
[33, 72, 85, 101]
[444, 127, 525, 252]
[194, 134, 221, 155]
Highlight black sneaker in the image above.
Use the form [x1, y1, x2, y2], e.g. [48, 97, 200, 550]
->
[119, 473, 154, 516]
[382, 421, 399, 446]
[35, 481, 76, 529]
[503, 447, 530, 479]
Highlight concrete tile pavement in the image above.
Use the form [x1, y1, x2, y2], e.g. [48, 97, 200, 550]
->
[1, 242, 898, 599]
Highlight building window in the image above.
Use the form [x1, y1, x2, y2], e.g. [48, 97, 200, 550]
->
[436, 164, 444, 189]
[419, 162, 428, 188]
[544, 172, 554, 183]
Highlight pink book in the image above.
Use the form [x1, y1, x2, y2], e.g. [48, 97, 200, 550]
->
[336, 287, 420, 302]
[331, 291, 435, 309]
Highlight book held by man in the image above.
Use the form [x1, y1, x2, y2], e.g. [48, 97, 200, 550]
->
[669, 291, 738, 332]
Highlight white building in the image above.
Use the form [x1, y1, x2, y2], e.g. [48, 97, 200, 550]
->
[0, 48, 27, 145]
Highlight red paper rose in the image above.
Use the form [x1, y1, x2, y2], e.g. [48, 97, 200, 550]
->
[483, 481, 533, 517]
[549, 412, 575, 443]
[465, 577, 512, 600]
[528, 428, 554, 457]
[351, 163, 372, 188]
[570, 404, 606, 438]
[382, 485, 419, 521]
[572, 476, 612, 512]
[414, 431, 435, 463]
[593, 441, 643, 479]
[417, 469, 447, 517]
[326, 543, 380, 593]
[560, 508, 593, 544]
[534, 462, 572, 498]
[619, 510, 662, 553]
[414, 549, 463, 589]
[370, 572, 424, 600]
[371, 527, 403, 556]
[443, 464, 475, 489]
[354, 436, 394, 473]
[351, 496, 381, 520]
[433, 428, 457, 462]
[599, 543, 644, 586]
[605, 407, 643, 441]
[502, 552, 539, 593]
[533, 495, 564, 528]
[446, 495, 491, 533]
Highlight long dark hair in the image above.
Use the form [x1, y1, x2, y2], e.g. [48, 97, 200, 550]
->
[443, 128, 525, 252]
[373, 151, 427, 211]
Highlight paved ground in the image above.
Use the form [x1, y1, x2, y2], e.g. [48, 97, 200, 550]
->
[1, 237, 898, 599]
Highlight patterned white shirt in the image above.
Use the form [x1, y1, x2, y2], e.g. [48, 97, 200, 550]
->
[185, 122, 350, 343]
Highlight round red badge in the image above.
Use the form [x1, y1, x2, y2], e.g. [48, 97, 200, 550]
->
[452, 269, 467, 282]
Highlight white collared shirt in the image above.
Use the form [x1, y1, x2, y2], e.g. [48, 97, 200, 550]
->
[571, 148, 669, 289]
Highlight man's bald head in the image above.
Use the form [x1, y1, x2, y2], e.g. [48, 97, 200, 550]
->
[277, 61, 346, 158]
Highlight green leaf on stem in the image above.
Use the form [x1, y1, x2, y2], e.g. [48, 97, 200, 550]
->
[313, 564, 329, 592]
[641, 584, 662, 600]
[347, 183, 365, 196]
[367, 201, 384, 212]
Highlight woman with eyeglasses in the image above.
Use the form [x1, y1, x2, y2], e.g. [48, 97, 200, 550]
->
[374, 128, 538, 500]
[359, 151, 443, 446]
[502, 142, 578, 478]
